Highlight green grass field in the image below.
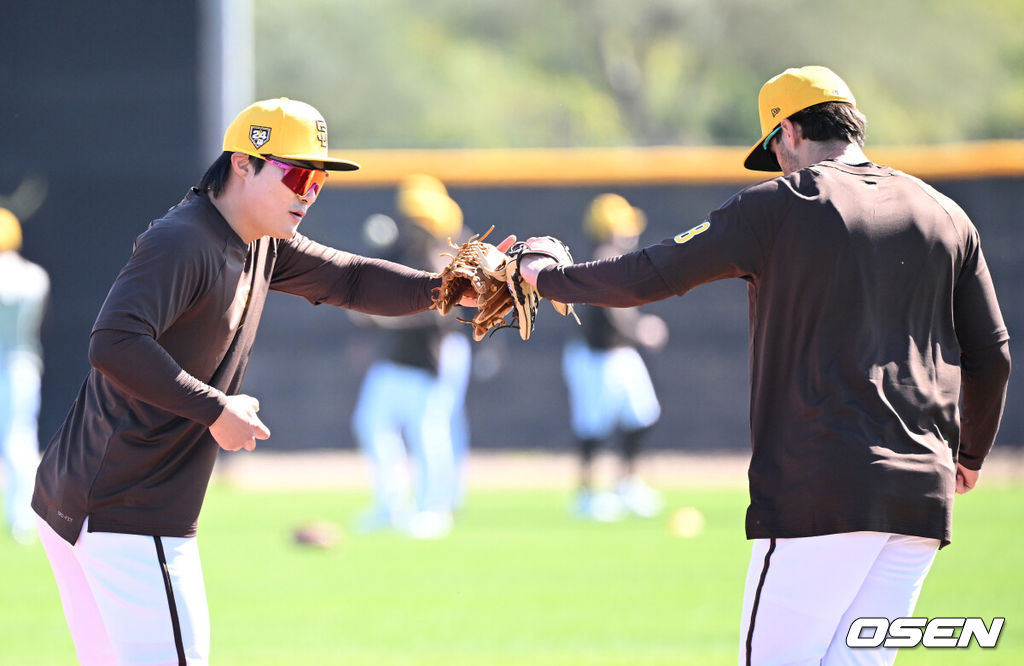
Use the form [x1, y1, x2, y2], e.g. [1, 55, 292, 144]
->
[2, 482, 1021, 665]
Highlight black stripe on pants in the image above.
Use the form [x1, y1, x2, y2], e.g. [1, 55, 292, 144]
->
[153, 536, 187, 666]
[745, 537, 776, 666]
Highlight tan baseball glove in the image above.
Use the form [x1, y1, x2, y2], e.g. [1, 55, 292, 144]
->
[432, 227, 516, 340]
[431, 229, 579, 341]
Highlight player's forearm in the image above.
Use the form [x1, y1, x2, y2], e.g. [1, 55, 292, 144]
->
[339, 257, 438, 315]
[283, 255, 436, 315]
[535, 250, 674, 308]
[958, 340, 1011, 470]
[88, 329, 227, 426]
[273, 235, 437, 315]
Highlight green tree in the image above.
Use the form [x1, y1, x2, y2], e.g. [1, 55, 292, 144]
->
[254, 0, 1024, 148]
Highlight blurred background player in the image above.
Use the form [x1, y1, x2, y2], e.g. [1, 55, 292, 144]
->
[351, 174, 472, 538]
[563, 194, 668, 521]
[0, 207, 50, 544]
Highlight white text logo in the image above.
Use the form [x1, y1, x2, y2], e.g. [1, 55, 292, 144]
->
[846, 617, 1004, 648]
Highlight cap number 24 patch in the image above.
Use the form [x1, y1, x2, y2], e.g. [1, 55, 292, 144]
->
[249, 126, 271, 150]
[674, 220, 710, 244]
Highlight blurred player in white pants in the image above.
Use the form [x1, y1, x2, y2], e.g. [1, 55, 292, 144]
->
[440, 330, 472, 510]
[562, 194, 667, 521]
[0, 207, 49, 545]
[352, 175, 470, 538]
[352, 353, 462, 537]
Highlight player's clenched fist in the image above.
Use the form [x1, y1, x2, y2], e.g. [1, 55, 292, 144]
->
[209, 394, 271, 451]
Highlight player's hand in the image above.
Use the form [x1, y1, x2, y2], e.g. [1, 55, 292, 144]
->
[515, 236, 574, 287]
[955, 463, 979, 494]
[457, 234, 517, 307]
[209, 394, 271, 451]
[518, 254, 556, 286]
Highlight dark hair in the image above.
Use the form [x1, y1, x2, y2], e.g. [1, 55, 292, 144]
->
[788, 101, 867, 146]
[197, 152, 265, 197]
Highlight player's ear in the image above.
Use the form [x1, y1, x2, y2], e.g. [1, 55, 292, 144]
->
[229, 152, 254, 179]
[780, 118, 802, 144]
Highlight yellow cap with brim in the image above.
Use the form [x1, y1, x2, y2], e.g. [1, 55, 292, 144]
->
[0, 207, 23, 252]
[584, 193, 646, 240]
[222, 98, 360, 172]
[397, 174, 463, 239]
[744, 66, 857, 172]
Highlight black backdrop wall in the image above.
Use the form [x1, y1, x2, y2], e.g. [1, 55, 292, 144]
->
[3, 4, 1020, 456]
[2, 3, 204, 447]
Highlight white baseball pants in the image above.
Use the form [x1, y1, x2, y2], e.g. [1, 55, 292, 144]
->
[37, 516, 210, 665]
[561, 340, 661, 439]
[352, 360, 458, 519]
[739, 531, 939, 666]
[0, 352, 42, 540]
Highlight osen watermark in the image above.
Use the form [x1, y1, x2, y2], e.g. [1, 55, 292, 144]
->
[846, 617, 1004, 649]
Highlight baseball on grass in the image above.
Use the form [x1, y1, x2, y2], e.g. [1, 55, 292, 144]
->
[292, 520, 344, 549]
[669, 507, 705, 538]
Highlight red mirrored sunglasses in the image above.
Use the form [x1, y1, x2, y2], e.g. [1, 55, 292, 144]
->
[263, 157, 328, 197]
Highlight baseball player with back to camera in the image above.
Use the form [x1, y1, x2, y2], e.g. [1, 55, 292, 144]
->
[513, 66, 1010, 665]
[31, 98, 512, 665]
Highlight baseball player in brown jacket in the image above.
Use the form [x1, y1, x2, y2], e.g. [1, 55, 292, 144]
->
[31, 98, 510, 665]
[517, 66, 1010, 665]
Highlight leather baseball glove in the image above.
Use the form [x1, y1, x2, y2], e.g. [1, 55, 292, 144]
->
[431, 230, 579, 341]
[504, 236, 579, 340]
[432, 227, 516, 340]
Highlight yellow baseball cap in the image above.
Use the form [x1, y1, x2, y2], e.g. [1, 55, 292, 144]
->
[396, 174, 463, 239]
[222, 98, 360, 171]
[744, 66, 857, 172]
[584, 193, 646, 240]
[0, 207, 23, 252]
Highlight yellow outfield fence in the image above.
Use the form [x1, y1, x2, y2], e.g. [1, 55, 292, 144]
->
[325, 140, 1024, 188]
